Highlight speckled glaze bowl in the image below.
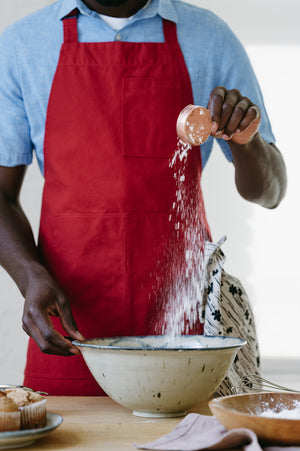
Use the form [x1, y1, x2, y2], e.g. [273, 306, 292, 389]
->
[74, 335, 246, 418]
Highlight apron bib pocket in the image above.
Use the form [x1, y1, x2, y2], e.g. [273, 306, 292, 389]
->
[122, 76, 182, 158]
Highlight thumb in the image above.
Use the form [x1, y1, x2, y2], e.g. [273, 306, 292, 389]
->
[58, 300, 85, 341]
[232, 108, 261, 145]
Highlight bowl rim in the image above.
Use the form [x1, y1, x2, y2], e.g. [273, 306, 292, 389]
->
[72, 335, 247, 351]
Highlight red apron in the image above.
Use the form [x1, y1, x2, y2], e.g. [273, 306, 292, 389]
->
[23, 10, 211, 395]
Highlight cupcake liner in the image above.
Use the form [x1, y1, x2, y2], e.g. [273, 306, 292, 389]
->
[0, 411, 21, 431]
[19, 398, 47, 430]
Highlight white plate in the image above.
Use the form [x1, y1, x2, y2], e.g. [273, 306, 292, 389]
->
[0, 412, 63, 449]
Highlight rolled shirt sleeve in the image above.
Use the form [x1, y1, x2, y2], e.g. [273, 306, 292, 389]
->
[0, 26, 33, 167]
[209, 18, 276, 162]
[177, 6, 276, 166]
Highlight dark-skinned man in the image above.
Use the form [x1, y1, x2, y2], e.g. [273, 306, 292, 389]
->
[0, 0, 287, 395]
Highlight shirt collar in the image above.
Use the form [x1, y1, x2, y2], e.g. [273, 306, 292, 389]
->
[58, 0, 178, 23]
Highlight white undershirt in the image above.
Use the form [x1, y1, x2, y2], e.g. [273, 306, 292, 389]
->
[99, 0, 151, 30]
[98, 14, 131, 30]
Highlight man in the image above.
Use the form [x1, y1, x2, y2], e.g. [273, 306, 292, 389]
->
[0, 0, 287, 395]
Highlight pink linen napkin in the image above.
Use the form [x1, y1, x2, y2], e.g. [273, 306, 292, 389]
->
[135, 413, 300, 451]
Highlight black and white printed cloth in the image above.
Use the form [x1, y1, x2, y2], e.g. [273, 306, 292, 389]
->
[202, 237, 261, 396]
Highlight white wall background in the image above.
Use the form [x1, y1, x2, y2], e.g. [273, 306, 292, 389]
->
[194, 0, 300, 362]
[0, 0, 299, 384]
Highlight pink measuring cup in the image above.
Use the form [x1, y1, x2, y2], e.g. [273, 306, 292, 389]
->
[176, 105, 212, 146]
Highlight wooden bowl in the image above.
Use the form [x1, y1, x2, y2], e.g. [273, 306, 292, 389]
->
[209, 392, 300, 445]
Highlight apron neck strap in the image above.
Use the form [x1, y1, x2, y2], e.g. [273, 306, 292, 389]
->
[62, 8, 79, 43]
[162, 19, 178, 45]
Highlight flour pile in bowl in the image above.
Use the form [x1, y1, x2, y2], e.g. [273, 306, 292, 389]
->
[260, 400, 300, 419]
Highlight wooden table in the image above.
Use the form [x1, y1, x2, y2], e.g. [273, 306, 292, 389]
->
[27, 396, 213, 450]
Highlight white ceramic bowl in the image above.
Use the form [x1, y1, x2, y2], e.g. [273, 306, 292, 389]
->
[74, 335, 246, 418]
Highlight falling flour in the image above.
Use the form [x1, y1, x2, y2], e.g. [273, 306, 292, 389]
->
[153, 139, 209, 341]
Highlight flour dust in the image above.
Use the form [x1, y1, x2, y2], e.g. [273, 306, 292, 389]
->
[259, 400, 300, 419]
[152, 139, 210, 341]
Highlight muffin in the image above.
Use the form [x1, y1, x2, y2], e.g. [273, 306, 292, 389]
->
[0, 391, 21, 431]
[5, 388, 47, 429]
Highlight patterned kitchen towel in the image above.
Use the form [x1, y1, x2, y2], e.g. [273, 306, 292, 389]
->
[135, 413, 300, 451]
[202, 238, 261, 396]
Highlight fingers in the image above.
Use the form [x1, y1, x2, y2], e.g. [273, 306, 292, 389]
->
[208, 86, 227, 137]
[57, 300, 85, 342]
[23, 317, 79, 356]
[22, 278, 85, 356]
[208, 87, 261, 143]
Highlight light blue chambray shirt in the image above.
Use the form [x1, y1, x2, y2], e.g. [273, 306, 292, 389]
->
[0, 0, 275, 176]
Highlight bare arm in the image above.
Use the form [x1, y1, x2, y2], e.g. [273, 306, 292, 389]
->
[0, 165, 84, 355]
[208, 87, 287, 209]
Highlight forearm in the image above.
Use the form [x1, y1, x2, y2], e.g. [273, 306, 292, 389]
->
[228, 132, 287, 209]
[0, 167, 82, 354]
[0, 192, 44, 297]
[207, 86, 287, 208]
